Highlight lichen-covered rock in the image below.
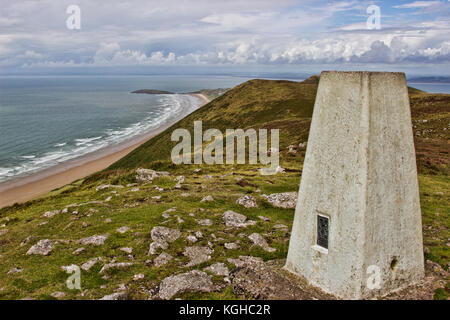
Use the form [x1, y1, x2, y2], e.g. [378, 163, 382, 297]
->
[151, 226, 181, 243]
[99, 291, 128, 300]
[20, 236, 36, 247]
[136, 168, 169, 183]
[50, 291, 66, 299]
[42, 210, 61, 218]
[224, 242, 239, 250]
[159, 270, 216, 300]
[196, 219, 212, 226]
[81, 257, 103, 271]
[201, 195, 214, 202]
[95, 184, 124, 191]
[236, 195, 258, 208]
[116, 226, 130, 234]
[223, 210, 256, 228]
[248, 233, 276, 252]
[228, 256, 310, 299]
[79, 234, 109, 246]
[7, 267, 23, 274]
[154, 252, 173, 267]
[262, 192, 298, 208]
[186, 235, 198, 243]
[204, 263, 229, 276]
[99, 262, 134, 274]
[148, 226, 181, 255]
[26, 239, 54, 255]
[183, 246, 214, 267]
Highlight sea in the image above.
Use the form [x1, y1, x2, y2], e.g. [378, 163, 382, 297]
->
[0, 75, 251, 183]
[0, 75, 448, 183]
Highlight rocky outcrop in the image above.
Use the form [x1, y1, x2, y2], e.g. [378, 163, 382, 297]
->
[136, 168, 169, 183]
[79, 234, 109, 246]
[159, 270, 216, 300]
[26, 239, 54, 255]
[228, 256, 311, 299]
[42, 210, 61, 218]
[99, 291, 128, 300]
[95, 184, 124, 191]
[184, 246, 214, 267]
[99, 262, 134, 274]
[204, 263, 229, 276]
[248, 233, 276, 252]
[154, 252, 173, 267]
[262, 192, 298, 209]
[236, 195, 258, 208]
[148, 226, 181, 255]
[223, 210, 256, 228]
[81, 257, 103, 271]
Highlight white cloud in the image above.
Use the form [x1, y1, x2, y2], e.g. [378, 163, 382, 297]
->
[0, 0, 449, 70]
[393, 1, 442, 9]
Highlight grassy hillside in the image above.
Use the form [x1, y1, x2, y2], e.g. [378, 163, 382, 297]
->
[0, 77, 448, 300]
[109, 78, 317, 170]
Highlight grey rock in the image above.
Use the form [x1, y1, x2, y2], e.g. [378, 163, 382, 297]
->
[42, 210, 61, 218]
[224, 242, 239, 250]
[78, 234, 109, 246]
[184, 246, 214, 267]
[7, 267, 23, 274]
[20, 236, 36, 247]
[196, 219, 212, 226]
[204, 263, 229, 276]
[201, 195, 214, 202]
[96, 184, 124, 191]
[27, 239, 54, 255]
[72, 247, 85, 255]
[236, 195, 258, 208]
[99, 262, 134, 274]
[119, 247, 133, 254]
[195, 231, 204, 238]
[50, 291, 66, 299]
[154, 252, 173, 267]
[186, 235, 198, 243]
[228, 256, 310, 299]
[148, 226, 181, 255]
[248, 233, 276, 252]
[159, 270, 215, 300]
[99, 291, 128, 300]
[81, 257, 103, 271]
[149, 241, 169, 255]
[262, 192, 298, 209]
[223, 210, 256, 228]
[136, 168, 169, 183]
[116, 226, 130, 234]
[274, 224, 289, 231]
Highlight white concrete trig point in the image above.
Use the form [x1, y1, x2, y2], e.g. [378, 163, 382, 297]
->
[285, 71, 424, 299]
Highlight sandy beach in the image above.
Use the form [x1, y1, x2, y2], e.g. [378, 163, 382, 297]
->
[0, 93, 209, 209]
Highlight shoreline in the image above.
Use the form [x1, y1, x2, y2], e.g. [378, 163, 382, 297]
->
[0, 93, 209, 209]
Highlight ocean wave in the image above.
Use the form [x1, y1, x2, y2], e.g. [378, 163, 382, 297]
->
[0, 94, 200, 182]
[54, 142, 67, 147]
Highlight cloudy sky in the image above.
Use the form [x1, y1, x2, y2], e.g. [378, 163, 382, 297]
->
[1, 0, 449, 75]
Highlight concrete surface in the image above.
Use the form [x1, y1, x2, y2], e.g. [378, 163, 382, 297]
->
[284, 71, 424, 299]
